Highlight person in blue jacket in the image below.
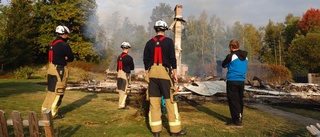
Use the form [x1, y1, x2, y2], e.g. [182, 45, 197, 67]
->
[222, 39, 248, 127]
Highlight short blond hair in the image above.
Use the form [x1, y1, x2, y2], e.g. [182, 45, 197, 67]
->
[229, 39, 240, 49]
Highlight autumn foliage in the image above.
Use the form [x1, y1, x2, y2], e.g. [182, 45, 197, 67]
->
[68, 61, 106, 73]
[297, 8, 320, 35]
[246, 63, 292, 85]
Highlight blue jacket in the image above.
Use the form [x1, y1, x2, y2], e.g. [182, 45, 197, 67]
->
[222, 49, 248, 81]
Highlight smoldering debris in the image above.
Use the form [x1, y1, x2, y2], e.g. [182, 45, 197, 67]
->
[65, 75, 320, 98]
[66, 79, 147, 93]
[246, 76, 320, 98]
[65, 72, 320, 109]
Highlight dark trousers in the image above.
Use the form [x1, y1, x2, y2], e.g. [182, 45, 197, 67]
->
[226, 81, 244, 125]
[148, 78, 171, 99]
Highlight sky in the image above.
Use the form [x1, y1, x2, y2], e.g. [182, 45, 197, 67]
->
[96, 0, 320, 28]
[1, 0, 319, 28]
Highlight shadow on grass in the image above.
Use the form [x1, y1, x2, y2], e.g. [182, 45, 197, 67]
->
[0, 81, 46, 98]
[141, 101, 171, 135]
[184, 98, 230, 122]
[271, 102, 320, 111]
[59, 93, 98, 116]
[4, 123, 82, 136]
[161, 115, 172, 135]
[56, 125, 81, 136]
[141, 98, 229, 135]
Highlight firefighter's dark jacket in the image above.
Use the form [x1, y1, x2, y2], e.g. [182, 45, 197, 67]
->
[117, 52, 134, 73]
[50, 36, 74, 66]
[143, 35, 177, 70]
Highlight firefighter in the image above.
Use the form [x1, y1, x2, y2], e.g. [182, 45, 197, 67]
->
[222, 39, 248, 127]
[41, 25, 74, 119]
[143, 20, 186, 137]
[116, 42, 134, 110]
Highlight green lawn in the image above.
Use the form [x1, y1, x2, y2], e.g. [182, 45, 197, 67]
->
[0, 78, 314, 137]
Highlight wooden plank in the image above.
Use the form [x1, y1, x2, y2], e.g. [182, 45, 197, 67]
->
[38, 120, 50, 127]
[42, 109, 54, 137]
[11, 110, 24, 137]
[7, 119, 50, 127]
[28, 112, 39, 137]
[0, 110, 9, 137]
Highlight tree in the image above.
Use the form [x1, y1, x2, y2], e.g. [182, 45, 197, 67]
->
[297, 8, 320, 35]
[101, 11, 122, 70]
[182, 11, 229, 77]
[148, 3, 174, 37]
[0, 0, 37, 69]
[130, 25, 149, 66]
[104, 11, 149, 70]
[197, 11, 210, 77]
[242, 23, 263, 62]
[104, 11, 121, 40]
[231, 21, 244, 41]
[208, 15, 226, 63]
[228, 22, 263, 63]
[286, 33, 320, 75]
[182, 14, 202, 76]
[261, 20, 285, 65]
[35, 0, 100, 62]
[0, 5, 9, 68]
[283, 13, 300, 49]
[282, 14, 300, 69]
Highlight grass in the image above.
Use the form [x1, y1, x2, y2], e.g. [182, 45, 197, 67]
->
[0, 71, 316, 137]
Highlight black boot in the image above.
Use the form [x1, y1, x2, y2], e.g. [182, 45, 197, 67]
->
[170, 129, 187, 136]
[53, 114, 64, 119]
[152, 132, 160, 137]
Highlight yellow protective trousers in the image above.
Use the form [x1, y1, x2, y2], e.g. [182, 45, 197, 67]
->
[148, 65, 182, 133]
[116, 70, 130, 108]
[41, 63, 69, 117]
[41, 92, 64, 118]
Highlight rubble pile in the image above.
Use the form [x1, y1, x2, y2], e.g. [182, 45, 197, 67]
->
[278, 82, 320, 94]
[248, 76, 320, 97]
[66, 78, 147, 94]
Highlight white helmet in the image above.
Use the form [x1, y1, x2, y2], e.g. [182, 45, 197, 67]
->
[121, 42, 131, 49]
[56, 25, 70, 34]
[154, 20, 168, 30]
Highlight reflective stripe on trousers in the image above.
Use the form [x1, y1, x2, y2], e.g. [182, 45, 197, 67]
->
[41, 91, 63, 117]
[148, 65, 182, 133]
[168, 102, 181, 126]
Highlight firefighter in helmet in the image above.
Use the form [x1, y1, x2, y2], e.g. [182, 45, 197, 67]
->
[116, 42, 134, 110]
[41, 25, 74, 119]
[143, 20, 186, 137]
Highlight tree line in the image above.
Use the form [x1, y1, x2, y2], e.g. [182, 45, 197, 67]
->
[0, 0, 103, 69]
[0, 1, 320, 82]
